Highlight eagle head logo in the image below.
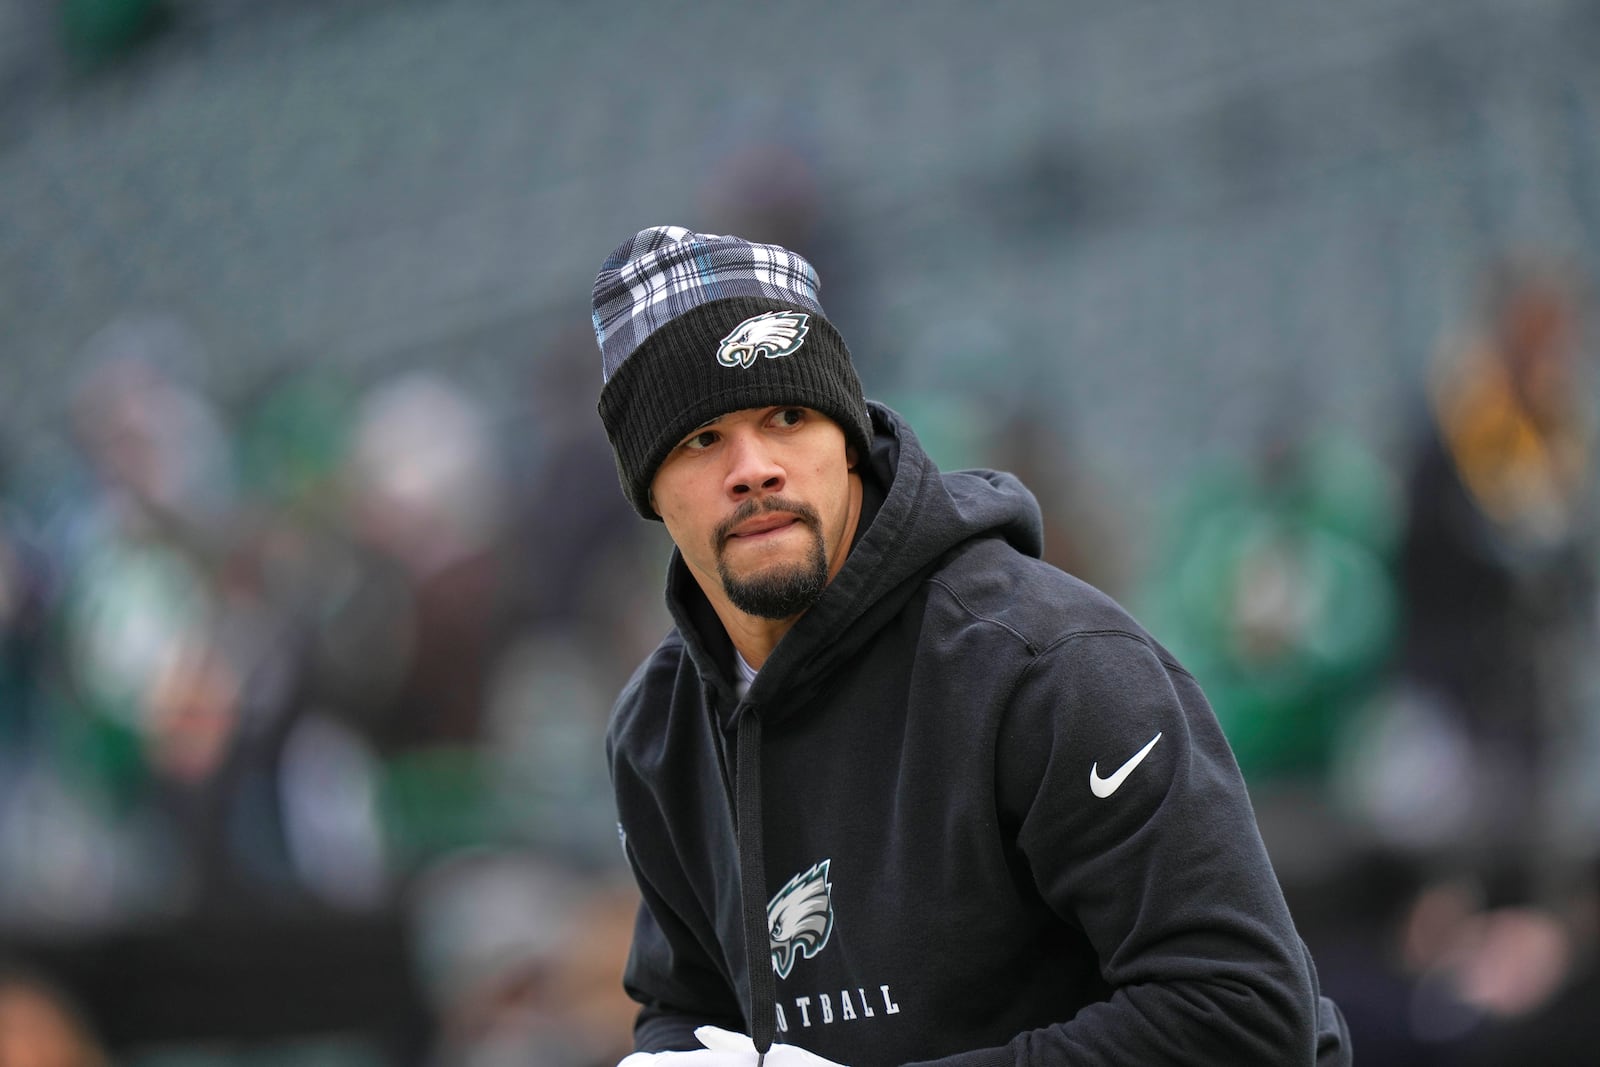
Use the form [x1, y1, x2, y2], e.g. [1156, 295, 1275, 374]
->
[717, 311, 810, 369]
[767, 859, 834, 979]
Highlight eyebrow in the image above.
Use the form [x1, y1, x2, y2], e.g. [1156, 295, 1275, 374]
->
[684, 406, 796, 438]
[675, 417, 721, 445]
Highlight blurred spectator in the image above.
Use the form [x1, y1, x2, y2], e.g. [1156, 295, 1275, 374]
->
[63, 320, 319, 916]
[1140, 428, 1400, 788]
[1324, 254, 1600, 1064]
[1381, 253, 1596, 894]
[331, 371, 507, 751]
[312, 371, 518, 872]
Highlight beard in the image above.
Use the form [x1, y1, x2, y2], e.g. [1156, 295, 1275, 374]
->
[714, 497, 830, 620]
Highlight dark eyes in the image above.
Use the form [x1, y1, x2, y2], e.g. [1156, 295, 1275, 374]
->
[679, 409, 806, 451]
[683, 429, 719, 451]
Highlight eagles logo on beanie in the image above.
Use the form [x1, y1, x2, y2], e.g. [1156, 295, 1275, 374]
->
[592, 226, 873, 520]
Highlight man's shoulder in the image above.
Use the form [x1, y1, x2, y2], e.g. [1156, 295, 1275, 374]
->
[927, 534, 1145, 647]
[608, 629, 692, 732]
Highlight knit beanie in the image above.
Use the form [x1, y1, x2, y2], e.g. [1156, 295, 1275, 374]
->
[593, 225, 872, 520]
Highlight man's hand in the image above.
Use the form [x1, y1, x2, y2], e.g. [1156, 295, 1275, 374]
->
[695, 1026, 849, 1066]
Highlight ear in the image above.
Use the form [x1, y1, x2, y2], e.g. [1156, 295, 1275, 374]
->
[846, 444, 859, 471]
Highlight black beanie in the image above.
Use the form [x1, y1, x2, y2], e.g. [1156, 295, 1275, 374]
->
[592, 226, 872, 520]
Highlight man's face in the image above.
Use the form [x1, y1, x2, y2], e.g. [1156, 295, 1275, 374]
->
[650, 406, 861, 621]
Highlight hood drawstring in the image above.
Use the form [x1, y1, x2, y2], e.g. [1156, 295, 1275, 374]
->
[736, 710, 775, 1064]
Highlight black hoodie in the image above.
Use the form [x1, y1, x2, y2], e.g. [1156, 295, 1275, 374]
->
[607, 403, 1351, 1066]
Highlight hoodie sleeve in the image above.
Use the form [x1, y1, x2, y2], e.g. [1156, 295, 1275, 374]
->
[609, 724, 749, 1053]
[619, 855, 749, 1052]
[910, 630, 1350, 1067]
[607, 661, 750, 1054]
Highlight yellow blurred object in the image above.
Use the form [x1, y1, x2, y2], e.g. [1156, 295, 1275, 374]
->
[1433, 341, 1592, 543]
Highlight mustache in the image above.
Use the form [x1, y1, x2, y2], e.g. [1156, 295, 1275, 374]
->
[715, 496, 821, 550]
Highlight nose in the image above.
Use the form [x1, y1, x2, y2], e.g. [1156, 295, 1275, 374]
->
[723, 427, 785, 500]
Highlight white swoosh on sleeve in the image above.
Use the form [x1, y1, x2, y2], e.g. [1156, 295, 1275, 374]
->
[1088, 732, 1163, 798]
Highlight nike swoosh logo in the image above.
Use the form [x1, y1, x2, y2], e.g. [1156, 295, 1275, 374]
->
[1089, 732, 1163, 798]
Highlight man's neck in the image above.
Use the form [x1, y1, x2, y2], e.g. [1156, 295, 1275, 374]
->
[718, 609, 799, 672]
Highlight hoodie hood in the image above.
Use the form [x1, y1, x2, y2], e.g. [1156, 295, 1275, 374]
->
[657, 401, 1043, 1059]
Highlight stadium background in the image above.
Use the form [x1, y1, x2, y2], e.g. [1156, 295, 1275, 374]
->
[2, 1, 1598, 1064]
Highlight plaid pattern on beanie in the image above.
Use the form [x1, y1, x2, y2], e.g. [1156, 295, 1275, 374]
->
[594, 225, 826, 382]
[593, 226, 872, 520]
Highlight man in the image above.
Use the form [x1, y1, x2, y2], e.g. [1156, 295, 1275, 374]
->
[592, 226, 1351, 1066]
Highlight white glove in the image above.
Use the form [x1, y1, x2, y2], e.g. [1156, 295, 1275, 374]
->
[617, 1050, 752, 1066]
[695, 1026, 850, 1066]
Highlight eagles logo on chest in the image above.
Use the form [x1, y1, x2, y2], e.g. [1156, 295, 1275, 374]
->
[768, 859, 834, 979]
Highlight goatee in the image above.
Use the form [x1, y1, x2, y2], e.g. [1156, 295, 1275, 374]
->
[715, 498, 829, 620]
